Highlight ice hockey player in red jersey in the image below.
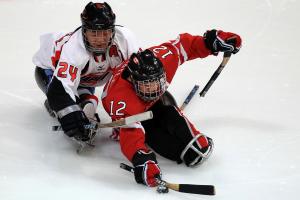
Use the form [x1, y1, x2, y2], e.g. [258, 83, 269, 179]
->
[33, 2, 140, 142]
[101, 30, 242, 187]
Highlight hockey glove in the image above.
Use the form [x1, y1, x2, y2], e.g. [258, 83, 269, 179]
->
[59, 110, 92, 141]
[204, 29, 242, 55]
[132, 150, 162, 187]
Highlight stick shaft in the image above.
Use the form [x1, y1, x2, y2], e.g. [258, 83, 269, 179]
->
[180, 85, 199, 110]
[199, 52, 231, 97]
[97, 111, 153, 128]
[119, 163, 215, 195]
[52, 111, 153, 131]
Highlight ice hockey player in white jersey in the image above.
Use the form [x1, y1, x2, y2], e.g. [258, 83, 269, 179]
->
[33, 2, 140, 142]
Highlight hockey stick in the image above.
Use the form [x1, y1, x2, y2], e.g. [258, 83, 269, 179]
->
[120, 163, 215, 195]
[52, 111, 153, 131]
[179, 85, 200, 110]
[199, 51, 232, 97]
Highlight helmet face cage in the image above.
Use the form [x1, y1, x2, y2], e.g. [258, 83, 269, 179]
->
[128, 49, 167, 101]
[82, 27, 114, 54]
[133, 72, 167, 101]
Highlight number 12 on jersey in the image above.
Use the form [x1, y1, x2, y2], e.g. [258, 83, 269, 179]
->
[109, 101, 126, 116]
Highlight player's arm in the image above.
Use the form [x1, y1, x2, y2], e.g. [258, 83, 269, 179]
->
[107, 103, 150, 162]
[167, 31, 242, 63]
[118, 120, 161, 187]
[104, 93, 161, 187]
[47, 50, 91, 141]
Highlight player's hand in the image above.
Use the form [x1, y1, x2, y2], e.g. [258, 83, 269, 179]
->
[132, 150, 162, 187]
[59, 110, 92, 141]
[204, 29, 242, 55]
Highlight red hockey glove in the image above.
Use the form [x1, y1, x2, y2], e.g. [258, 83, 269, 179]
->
[204, 29, 242, 55]
[132, 150, 162, 187]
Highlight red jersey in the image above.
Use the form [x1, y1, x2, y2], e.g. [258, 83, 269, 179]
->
[101, 33, 211, 161]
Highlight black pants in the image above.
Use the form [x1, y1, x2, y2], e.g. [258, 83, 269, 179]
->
[142, 98, 198, 164]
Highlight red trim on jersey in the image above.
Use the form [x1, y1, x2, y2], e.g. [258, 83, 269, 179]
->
[80, 94, 99, 104]
[94, 55, 99, 63]
[51, 50, 61, 67]
[51, 32, 74, 67]
[109, 45, 119, 57]
[101, 54, 106, 62]
[55, 32, 72, 46]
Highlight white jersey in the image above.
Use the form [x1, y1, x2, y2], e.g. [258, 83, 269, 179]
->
[33, 26, 140, 101]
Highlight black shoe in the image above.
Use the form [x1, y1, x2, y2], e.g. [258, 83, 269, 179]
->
[44, 99, 56, 118]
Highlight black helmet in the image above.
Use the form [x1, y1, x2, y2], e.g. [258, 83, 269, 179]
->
[81, 2, 116, 54]
[81, 2, 115, 30]
[128, 49, 167, 101]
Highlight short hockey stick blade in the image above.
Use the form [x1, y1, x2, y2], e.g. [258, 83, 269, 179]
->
[180, 85, 199, 110]
[97, 111, 153, 128]
[120, 163, 134, 173]
[166, 183, 215, 195]
[124, 111, 153, 125]
[120, 163, 215, 195]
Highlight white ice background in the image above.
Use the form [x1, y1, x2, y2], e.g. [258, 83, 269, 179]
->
[0, 0, 300, 200]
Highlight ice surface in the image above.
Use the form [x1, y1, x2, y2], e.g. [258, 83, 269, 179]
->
[1, 0, 300, 200]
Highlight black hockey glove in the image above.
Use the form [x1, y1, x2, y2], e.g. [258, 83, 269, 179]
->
[132, 150, 162, 187]
[203, 29, 242, 55]
[59, 111, 92, 141]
